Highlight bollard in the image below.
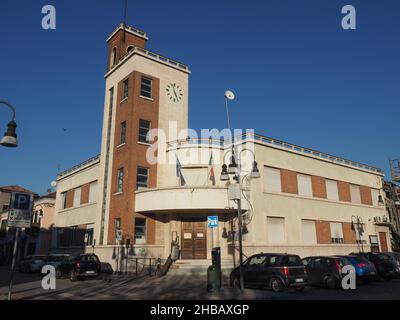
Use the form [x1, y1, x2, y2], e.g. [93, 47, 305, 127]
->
[207, 265, 221, 293]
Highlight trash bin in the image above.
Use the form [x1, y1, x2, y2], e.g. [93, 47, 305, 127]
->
[207, 265, 221, 292]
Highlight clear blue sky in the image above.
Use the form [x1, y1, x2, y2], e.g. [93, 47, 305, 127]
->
[0, 0, 399, 195]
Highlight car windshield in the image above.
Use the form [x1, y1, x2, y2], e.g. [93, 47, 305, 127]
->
[338, 257, 351, 266]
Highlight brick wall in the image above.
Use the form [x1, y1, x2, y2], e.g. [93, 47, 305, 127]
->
[316, 221, 331, 244]
[281, 169, 298, 194]
[80, 183, 90, 205]
[343, 222, 357, 244]
[338, 181, 351, 202]
[107, 71, 160, 244]
[66, 189, 74, 209]
[107, 29, 147, 71]
[360, 186, 373, 205]
[311, 176, 327, 198]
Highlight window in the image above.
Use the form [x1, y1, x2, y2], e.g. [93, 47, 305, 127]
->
[73, 187, 81, 207]
[89, 181, 98, 203]
[371, 189, 380, 206]
[127, 46, 134, 53]
[61, 191, 67, 209]
[350, 184, 361, 204]
[326, 179, 339, 201]
[297, 174, 312, 197]
[264, 167, 282, 193]
[117, 168, 124, 193]
[123, 79, 129, 99]
[180, 167, 208, 186]
[369, 235, 380, 252]
[120, 121, 127, 145]
[248, 255, 267, 266]
[330, 222, 344, 244]
[137, 167, 149, 190]
[140, 76, 152, 98]
[134, 218, 146, 244]
[267, 217, 285, 243]
[302, 220, 317, 244]
[114, 218, 121, 239]
[138, 119, 151, 143]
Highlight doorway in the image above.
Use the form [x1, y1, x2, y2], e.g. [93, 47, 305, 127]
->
[181, 219, 207, 259]
[379, 232, 388, 252]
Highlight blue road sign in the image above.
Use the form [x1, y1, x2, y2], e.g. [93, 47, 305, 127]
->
[8, 192, 34, 228]
[207, 216, 218, 228]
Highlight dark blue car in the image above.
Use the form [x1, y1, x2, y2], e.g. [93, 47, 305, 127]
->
[334, 255, 376, 283]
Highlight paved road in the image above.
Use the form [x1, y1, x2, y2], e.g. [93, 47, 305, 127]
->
[1, 267, 400, 300]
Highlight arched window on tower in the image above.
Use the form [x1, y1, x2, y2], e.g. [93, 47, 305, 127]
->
[110, 47, 117, 67]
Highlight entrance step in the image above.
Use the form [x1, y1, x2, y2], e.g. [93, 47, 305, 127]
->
[168, 259, 235, 277]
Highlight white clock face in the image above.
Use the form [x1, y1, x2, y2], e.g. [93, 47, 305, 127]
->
[166, 83, 183, 103]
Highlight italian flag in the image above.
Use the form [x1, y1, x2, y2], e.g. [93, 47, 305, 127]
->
[209, 153, 216, 186]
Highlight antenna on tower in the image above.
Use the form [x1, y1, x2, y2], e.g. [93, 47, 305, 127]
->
[123, 0, 128, 43]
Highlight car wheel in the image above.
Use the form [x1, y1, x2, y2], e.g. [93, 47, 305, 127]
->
[233, 277, 241, 288]
[270, 278, 283, 292]
[70, 270, 78, 282]
[324, 276, 336, 289]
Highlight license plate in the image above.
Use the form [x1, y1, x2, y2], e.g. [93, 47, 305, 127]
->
[295, 278, 304, 283]
[86, 271, 95, 274]
[370, 272, 376, 275]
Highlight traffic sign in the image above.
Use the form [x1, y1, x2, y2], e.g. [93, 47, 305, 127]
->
[8, 192, 34, 228]
[208, 216, 218, 228]
[116, 229, 123, 242]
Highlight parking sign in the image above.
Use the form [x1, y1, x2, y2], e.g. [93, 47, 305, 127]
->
[8, 192, 34, 228]
[207, 216, 218, 228]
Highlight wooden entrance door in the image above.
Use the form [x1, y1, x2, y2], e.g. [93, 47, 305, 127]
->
[379, 232, 388, 252]
[181, 219, 207, 259]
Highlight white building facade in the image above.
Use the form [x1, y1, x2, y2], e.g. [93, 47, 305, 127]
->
[53, 24, 392, 265]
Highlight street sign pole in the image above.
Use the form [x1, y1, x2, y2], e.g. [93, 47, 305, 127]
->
[7, 227, 20, 300]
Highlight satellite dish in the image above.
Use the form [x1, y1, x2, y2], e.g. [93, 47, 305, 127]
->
[225, 90, 235, 101]
[51, 181, 57, 188]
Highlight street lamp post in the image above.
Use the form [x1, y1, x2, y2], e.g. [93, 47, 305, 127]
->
[220, 90, 260, 292]
[0, 100, 18, 148]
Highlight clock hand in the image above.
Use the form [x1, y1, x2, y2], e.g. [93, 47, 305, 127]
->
[173, 88, 178, 99]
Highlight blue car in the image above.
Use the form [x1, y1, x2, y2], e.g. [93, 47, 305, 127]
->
[334, 255, 376, 283]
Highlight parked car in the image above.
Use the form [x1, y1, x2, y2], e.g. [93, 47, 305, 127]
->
[381, 252, 400, 278]
[18, 255, 47, 273]
[350, 252, 394, 281]
[334, 255, 376, 283]
[54, 254, 102, 281]
[230, 253, 308, 292]
[45, 254, 74, 273]
[302, 256, 352, 289]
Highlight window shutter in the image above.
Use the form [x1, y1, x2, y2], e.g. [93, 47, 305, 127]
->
[326, 179, 339, 201]
[297, 174, 312, 197]
[267, 217, 285, 243]
[302, 220, 317, 244]
[264, 167, 282, 192]
[350, 184, 361, 204]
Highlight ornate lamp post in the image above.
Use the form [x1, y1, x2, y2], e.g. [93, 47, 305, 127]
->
[0, 100, 18, 148]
